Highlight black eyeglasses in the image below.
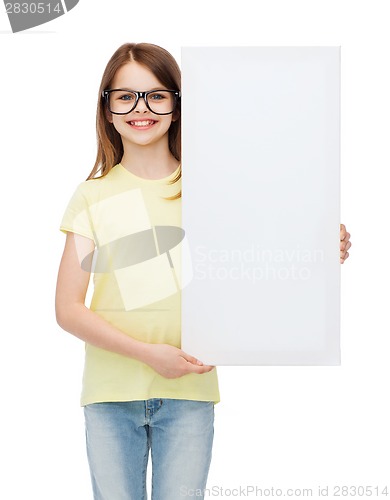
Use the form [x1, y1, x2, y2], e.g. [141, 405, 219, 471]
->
[102, 89, 181, 116]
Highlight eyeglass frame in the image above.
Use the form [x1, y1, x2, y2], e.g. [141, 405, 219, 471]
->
[102, 88, 181, 116]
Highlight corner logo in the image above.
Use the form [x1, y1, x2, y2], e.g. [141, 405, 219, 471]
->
[4, 0, 79, 32]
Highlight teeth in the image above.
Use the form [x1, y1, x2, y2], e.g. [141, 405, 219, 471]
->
[130, 120, 155, 126]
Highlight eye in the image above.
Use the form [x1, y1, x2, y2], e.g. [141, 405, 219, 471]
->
[149, 92, 167, 100]
[111, 91, 136, 102]
[118, 93, 135, 101]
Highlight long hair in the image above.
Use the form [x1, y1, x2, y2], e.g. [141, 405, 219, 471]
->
[87, 43, 181, 200]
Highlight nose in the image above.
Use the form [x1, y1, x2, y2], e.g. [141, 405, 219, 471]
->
[134, 96, 148, 113]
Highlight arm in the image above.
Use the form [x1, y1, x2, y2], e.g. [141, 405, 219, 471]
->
[55, 232, 214, 379]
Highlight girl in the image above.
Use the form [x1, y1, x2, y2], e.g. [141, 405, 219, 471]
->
[55, 42, 351, 500]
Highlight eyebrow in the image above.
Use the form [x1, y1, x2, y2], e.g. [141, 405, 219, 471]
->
[112, 86, 169, 91]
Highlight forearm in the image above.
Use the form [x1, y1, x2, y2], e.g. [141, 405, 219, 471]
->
[56, 303, 151, 364]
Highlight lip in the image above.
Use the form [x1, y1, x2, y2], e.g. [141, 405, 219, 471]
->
[127, 119, 157, 130]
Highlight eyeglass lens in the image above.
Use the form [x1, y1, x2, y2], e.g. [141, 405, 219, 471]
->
[108, 90, 176, 115]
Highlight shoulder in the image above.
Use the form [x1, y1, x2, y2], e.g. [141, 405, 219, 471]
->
[74, 165, 121, 202]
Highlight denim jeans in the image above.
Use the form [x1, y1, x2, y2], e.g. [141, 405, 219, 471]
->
[84, 398, 215, 500]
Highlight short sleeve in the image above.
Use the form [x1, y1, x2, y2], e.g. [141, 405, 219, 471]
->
[59, 182, 95, 242]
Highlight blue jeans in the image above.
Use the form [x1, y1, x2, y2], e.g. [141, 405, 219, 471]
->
[84, 398, 215, 500]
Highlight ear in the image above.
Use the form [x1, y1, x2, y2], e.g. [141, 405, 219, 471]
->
[171, 109, 180, 123]
[105, 109, 113, 124]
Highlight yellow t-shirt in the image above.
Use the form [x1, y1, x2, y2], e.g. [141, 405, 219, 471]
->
[60, 163, 220, 406]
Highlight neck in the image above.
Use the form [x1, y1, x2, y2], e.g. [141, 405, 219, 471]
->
[120, 138, 179, 179]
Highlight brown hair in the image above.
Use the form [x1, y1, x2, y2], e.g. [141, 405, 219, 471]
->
[86, 42, 181, 200]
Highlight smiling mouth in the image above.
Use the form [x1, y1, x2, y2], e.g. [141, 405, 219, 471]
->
[128, 120, 156, 127]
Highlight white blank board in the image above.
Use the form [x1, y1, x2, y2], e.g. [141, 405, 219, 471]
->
[180, 46, 340, 365]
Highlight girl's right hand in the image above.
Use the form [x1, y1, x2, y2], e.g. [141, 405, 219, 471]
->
[141, 343, 215, 379]
[56, 233, 214, 380]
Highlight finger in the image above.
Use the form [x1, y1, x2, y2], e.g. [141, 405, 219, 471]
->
[186, 363, 215, 374]
[180, 352, 203, 366]
[340, 227, 350, 243]
[340, 240, 352, 252]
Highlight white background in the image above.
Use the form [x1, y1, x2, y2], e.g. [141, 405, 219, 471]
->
[0, 0, 388, 498]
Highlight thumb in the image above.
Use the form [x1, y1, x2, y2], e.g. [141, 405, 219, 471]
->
[180, 351, 204, 365]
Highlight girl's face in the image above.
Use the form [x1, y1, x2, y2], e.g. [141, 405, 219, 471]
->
[107, 61, 175, 149]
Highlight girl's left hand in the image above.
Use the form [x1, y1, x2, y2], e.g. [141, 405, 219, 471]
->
[340, 223, 351, 264]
